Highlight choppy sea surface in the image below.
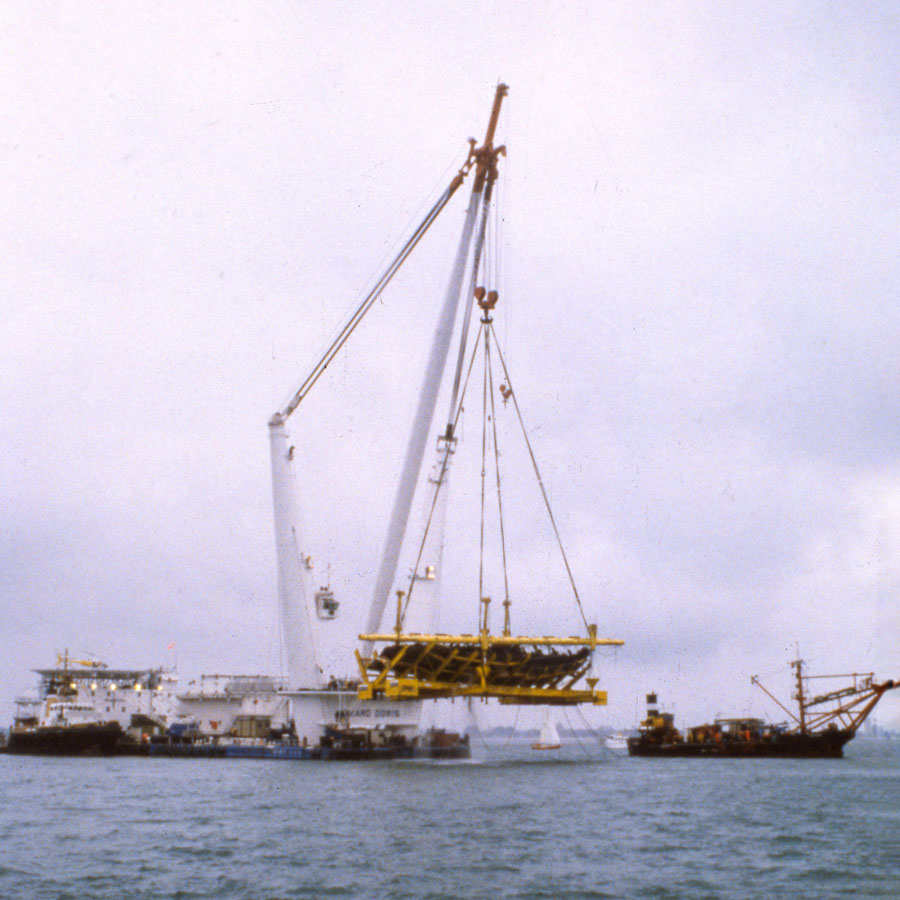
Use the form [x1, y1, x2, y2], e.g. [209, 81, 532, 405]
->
[1, 737, 898, 900]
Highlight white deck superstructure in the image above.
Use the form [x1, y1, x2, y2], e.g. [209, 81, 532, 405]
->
[19, 660, 178, 737]
[176, 674, 291, 739]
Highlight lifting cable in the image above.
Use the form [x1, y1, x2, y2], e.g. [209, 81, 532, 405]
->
[445, 159, 498, 435]
[483, 320, 512, 635]
[400, 320, 483, 620]
[400, 313, 591, 635]
[570, 706, 613, 760]
[488, 322, 591, 633]
[478, 319, 489, 612]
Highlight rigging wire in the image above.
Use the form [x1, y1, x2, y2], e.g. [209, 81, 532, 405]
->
[400, 324, 483, 621]
[574, 705, 604, 748]
[485, 321, 512, 635]
[507, 704, 522, 749]
[570, 706, 618, 760]
[477, 318, 493, 627]
[278, 175, 466, 420]
[399, 310, 593, 635]
[275, 144, 471, 416]
[488, 321, 591, 632]
[445, 158, 498, 436]
[562, 707, 595, 760]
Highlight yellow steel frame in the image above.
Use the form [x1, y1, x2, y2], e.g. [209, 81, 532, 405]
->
[356, 624, 623, 706]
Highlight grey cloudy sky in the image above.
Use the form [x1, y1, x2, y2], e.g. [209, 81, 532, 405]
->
[2, 1, 899, 731]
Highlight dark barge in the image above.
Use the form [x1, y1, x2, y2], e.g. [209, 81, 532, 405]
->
[628, 660, 897, 759]
[1, 724, 470, 761]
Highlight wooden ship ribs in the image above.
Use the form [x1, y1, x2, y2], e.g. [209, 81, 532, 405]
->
[356, 626, 622, 705]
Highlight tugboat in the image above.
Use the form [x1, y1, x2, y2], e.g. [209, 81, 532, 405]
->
[627, 660, 897, 758]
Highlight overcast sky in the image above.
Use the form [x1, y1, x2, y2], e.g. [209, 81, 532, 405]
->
[2, 2, 899, 732]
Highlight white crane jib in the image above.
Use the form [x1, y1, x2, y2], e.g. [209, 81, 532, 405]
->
[365, 85, 507, 647]
[269, 83, 507, 686]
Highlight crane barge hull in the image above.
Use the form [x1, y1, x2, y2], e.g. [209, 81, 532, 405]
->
[1, 726, 470, 761]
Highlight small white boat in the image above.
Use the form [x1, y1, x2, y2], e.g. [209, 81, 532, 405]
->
[531, 709, 561, 750]
[604, 732, 629, 752]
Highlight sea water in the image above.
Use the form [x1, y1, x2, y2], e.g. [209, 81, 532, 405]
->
[1, 738, 898, 900]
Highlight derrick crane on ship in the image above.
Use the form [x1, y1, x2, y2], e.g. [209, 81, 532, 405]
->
[268, 84, 622, 735]
[751, 659, 898, 739]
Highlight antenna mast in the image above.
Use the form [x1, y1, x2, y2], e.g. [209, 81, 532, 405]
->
[793, 658, 807, 735]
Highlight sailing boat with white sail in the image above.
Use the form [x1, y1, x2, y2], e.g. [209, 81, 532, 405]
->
[532, 709, 562, 750]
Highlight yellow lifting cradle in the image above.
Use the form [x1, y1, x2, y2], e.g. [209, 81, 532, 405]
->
[356, 623, 623, 705]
